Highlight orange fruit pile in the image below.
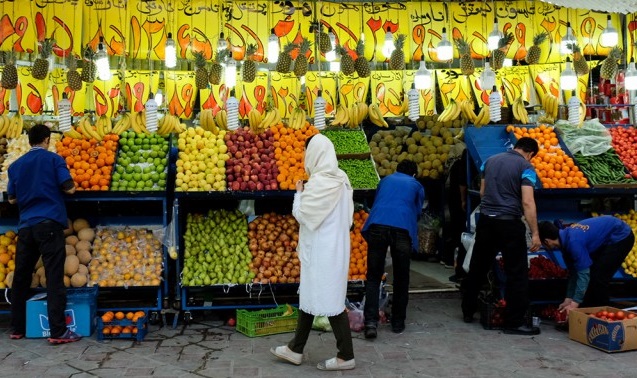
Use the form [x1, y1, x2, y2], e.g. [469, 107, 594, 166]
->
[100, 310, 147, 336]
[272, 123, 319, 190]
[348, 209, 368, 281]
[56, 135, 119, 191]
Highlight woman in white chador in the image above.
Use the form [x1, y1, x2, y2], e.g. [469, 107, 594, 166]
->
[271, 134, 355, 371]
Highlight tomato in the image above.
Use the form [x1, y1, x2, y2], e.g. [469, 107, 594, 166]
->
[227, 317, 236, 327]
[627, 313, 636, 319]
[616, 311, 625, 320]
[607, 312, 616, 320]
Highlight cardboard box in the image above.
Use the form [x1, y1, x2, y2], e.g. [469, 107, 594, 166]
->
[568, 306, 637, 353]
[26, 287, 97, 338]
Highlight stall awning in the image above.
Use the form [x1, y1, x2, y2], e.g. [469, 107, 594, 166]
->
[539, 0, 637, 14]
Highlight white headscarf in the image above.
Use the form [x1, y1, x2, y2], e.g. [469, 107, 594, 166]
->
[298, 134, 352, 231]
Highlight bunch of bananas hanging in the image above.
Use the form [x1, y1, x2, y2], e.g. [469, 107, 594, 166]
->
[458, 100, 477, 123]
[214, 109, 228, 130]
[130, 110, 151, 134]
[257, 107, 282, 130]
[437, 99, 462, 123]
[157, 114, 185, 136]
[0, 113, 23, 138]
[542, 93, 559, 120]
[368, 103, 388, 128]
[511, 96, 530, 124]
[330, 104, 350, 127]
[400, 93, 409, 115]
[111, 113, 132, 135]
[473, 105, 491, 128]
[199, 108, 219, 134]
[94, 115, 113, 138]
[73, 116, 103, 140]
[247, 108, 264, 133]
[350, 102, 368, 128]
[287, 107, 307, 130]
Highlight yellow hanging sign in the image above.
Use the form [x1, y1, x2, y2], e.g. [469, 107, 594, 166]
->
[403, 71, 436, 117]
[499, 66, 531, 105]
[236, 72, 269, 119]
[529, 64, 561, 105]
[437, 69, 474, 108]
[48, 68, 86, 117]
[123, 70, 160, 113]
[269, 73, 301, 119]
[304, 72, 337, 118]
[338, 73, 370, 111]
[16, 67, 48, 115]
[90, 71, 121, 118]
[164, 71, 197, 120]
[0, 68, 12, 115]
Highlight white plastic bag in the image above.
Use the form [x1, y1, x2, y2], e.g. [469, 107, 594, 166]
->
[461, 232, 476, 273]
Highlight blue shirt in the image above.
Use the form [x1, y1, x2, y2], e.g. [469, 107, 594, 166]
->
[7, 147, 72, 229]
[480, 150, 537, 217]
[362, 172, 425, 250]
[559, 215, 632, 271]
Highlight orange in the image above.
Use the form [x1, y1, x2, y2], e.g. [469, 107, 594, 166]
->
[126, 312, 134, 320]
[114, 311, 125, 320]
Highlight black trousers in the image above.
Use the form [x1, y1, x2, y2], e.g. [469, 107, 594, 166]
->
[582, 232, 634, 307]
[364, 224, 411, 327]
[11, 222, 67, 338]
[288, 309, 354, 361]
[461, 217, 529, 328]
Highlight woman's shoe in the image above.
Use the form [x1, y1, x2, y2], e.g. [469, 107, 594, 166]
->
[317, 357, 355, 371]
[270, 345, 302, 365]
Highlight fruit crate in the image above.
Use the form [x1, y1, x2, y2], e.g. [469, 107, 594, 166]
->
[96, 314, 148, 342]
[236, 304, 298, 337]
[479, 297, 506, 330]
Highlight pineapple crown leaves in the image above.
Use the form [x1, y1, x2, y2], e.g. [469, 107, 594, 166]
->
[5, 51, 16, 65]
[454, 37, 470, 55]
[498, 32, 514, 49]
[192, 50, 207, 67]
[567, 43, 581, 54]
[609, 46, 622, 59]
[532, 32, 549, 46]
[214, 48, 231, 63]
[82, 44, 95, 60]
[355, 39, 365, 56]
[65, 54, 78, 69]
[394, 34, 407, 49]
[283, 42, 298, 53]
[38, 37, 56, 58]
[245, 44, 257, 60]
[298, 38, 312, 53]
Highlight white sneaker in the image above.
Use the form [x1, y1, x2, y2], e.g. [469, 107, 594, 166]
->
[270, 345, 302, 365]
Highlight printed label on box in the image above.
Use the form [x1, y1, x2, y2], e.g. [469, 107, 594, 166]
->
[586, 318, 625, 351]
[37, 309, 77, 337]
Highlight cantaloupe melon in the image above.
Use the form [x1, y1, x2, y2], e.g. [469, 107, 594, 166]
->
[5, 271, 13, 288]
[72, 218, 90, 233]
[39, 274, 46, 288]
[65, 244, 76, 256]
[77, 250, 91, 265]
[78, 228, 95, 242]
[77, 264, 88, 275]
[64, 218, 74, 236]
[30, 273, 39, 288]
[35, 257, 43, 270]
[36, 266, 45, 277]
[75, 240, 91, 252]
[63, 275, 70, 287]
[64, 255, 80, 276]
[70, 273, 87, 287]
[65, 235, 79, 246]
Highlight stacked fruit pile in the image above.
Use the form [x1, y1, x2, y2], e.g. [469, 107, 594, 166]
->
[612, 210, 637, 278]
[610, 126, 637, 179]
[175, 127, 229, 191]
[590, 308, 636, 321]
[225, 127, 279, 191]
[111, 132, 170, 191]
[573, 151, 636, 185]
[0, 133, 62, 191]
[272, 123, 318, 190]
[322, 129, 370, 156]
[0, 230, 17, 289]
[528, 255, 568, 279]
[338, 159, 379, 189]
[88, 227, 163, 287]
[182, 209, 252, 286]
[348, 210, 368, 281]
[248, 213, 300, 284]
[55, 135, 118, 190]
[100, 310, 147, 337]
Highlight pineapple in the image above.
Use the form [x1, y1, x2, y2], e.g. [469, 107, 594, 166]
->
[492, 32, 514, 70]
[570, 44, 589, 75]
[276, 42, 297, 74]
[1, 51, 18, 89]
[354, 39, 370, 78]
[209, 49, 228, 85]
[66, 54, 82, 91]
[389, 34, 406, 70]
[525, 32, 548, 65]
[80, 45, 96, 84]
[317, 27, 332, 54]
[455, 37, 474, 76]
[600, 47, 622, 80]
[336, 45, 355, 76]
[294, 38, 312, 77]
[242, 44, 258, 83]
[193, 51, 208, 89]
[32, 37, 55, 80]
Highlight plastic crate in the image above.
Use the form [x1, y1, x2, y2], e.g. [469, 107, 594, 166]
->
[96, 314, 148, 342]
[479, 297, 506, 330]
[236, 305, 298, 337]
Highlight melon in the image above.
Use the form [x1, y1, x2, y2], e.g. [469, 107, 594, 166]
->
[77, 250, 92, 265]
[63, 275, 70, 287]
[72, 218, 90, 233]
[75, 240, 92, 252]
[65, 244, 77, 256]
[70, 273, 87, 287]
[77, 264, 88, 275]
[64, 218, 74, 236]
[65, 235, 79, 246]
[5, 271, 14, 288]
[36, 266, 45, 277]
[35, 257, 44, 270]
[30, 273, 39, 288]
[78, 228, 95, 242]
[39, 274, 46, 288]
[64, 255, 80, 276]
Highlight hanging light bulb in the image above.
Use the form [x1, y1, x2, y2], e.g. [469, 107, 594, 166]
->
[560, 22, 577, 55]
[408, 84, 420, 121]
[568, 90, 581, 126]
[503, 58, 513, 67]
[95, 37, 111, 80]
[145, 92, 158, 133]
[165, 32, 177, 68]
[382, 27, 395, 58]
[601, 15, 619, 47]
[488, 18, 503, 51]
[414, 60, 432, 90]
[330, 61, 340, 72]
[268, 28, 279, 63]
[314, 89, 326, 130]
[225, 60, 237, 88]
[489, 86, 501, 122]
[155, 89, 164, 108]
[226, 90, 239, 130]
[625, 58, 637, 90]
[437, 27, 453, 61]
[218, 32, 228, 52]
[560, 57, 577, 91]
[480, 57, 496, 90]
[325, 28, 337, 61]
[57, 92, 72, 132]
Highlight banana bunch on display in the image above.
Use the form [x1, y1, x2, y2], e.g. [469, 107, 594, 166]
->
[157, 114, 185, 136]
[199, 108, 219, 134]
[437, 99, 461, 123]
[258, 107, 282, 130]
[95, 115, 113, 138]
[511, 96, 529, 124]
[578, 99, 586, 126]
[542, 93, 559, 120]
[347, 102, 368, 129]
[76, 115, 103, 140]
[130, 110, 151, 134]
[214, 109, 228, 130]
[473, 105, 491, 128]
[111, 113, 131, 135]
[247, 108, 263, 133]
[0, 114, 22, 138]
[287, 107, 307, 130]
[458, 100, 477, 123]
[330, 104, 350, 127]
[368, 103, 388, 128]
[400, 93, 409, 115]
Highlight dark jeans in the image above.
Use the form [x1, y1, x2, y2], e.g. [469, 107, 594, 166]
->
[461, 217, 529, 328]
[582, 232, 634, 307]
[11, 221, 67, 338]
[288, 309, 354, 361]
[364, 224, 411, 328]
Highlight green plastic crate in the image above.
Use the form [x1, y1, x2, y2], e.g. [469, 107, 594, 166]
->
[236, 305, 298, 337]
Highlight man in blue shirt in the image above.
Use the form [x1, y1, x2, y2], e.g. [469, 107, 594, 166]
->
[7, 124, 79, 344]
[461, 137, 541, 335]
[539, 216, 634, 314]
[362, 160, 425, 339]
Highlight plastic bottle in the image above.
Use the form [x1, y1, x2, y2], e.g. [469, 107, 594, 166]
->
[408, 84, 420, 121]
[57, 93, 72, 132]
[226, 92, 239, 130]
[313, 90, 326, 130]
[489, 86, 501, 122]
[145, 93, 158, 133]
[568, 90, 580, 126]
